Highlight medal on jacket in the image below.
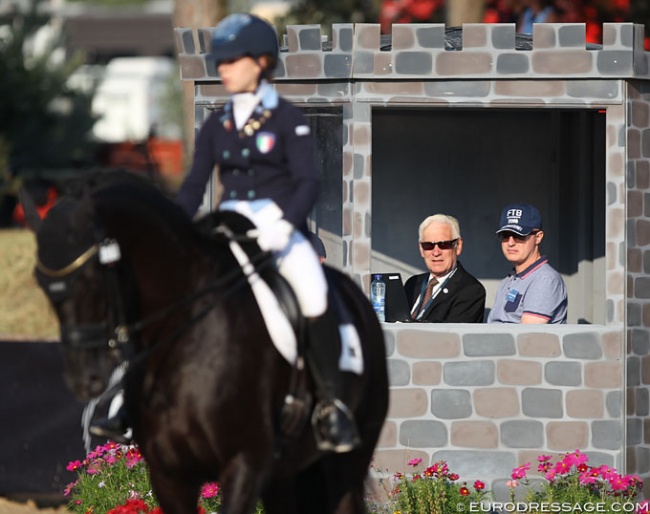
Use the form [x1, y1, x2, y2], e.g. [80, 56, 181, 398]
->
[239, 109, 272, 139]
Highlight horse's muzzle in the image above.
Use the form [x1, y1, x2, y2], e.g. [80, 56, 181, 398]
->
[60, 324, 122, 401]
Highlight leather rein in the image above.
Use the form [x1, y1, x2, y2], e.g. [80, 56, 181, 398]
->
[36, 228, 271, 354]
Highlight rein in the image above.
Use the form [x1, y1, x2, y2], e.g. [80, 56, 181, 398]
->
[37, 227, 273, 353]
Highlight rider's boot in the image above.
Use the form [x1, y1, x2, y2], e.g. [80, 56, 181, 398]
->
[305, 311, 361, 453]
[89, 398, 133, 445]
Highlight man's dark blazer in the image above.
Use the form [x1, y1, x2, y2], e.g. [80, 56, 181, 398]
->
[404, 262, 486, 323]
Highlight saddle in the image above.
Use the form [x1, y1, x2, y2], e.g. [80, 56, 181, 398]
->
[196, 212, 364, 445]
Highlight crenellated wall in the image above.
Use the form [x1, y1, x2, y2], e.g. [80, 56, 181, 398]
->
[174, 22, 650, 496]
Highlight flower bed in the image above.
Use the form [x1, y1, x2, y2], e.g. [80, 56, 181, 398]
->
[65, 444, 646, 514]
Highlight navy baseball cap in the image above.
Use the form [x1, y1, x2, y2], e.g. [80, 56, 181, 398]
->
[496, 203, 542, 236]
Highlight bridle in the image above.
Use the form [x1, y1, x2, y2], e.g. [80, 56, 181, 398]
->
[37, 238, 131, 352]
[36, 245, 98, 278]
[37, 227, 272, 356]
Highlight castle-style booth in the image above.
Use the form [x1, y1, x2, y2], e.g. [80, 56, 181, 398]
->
[174, 22, 650, 495]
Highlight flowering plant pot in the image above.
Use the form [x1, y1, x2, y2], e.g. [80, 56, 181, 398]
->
[368, 450, 645, 514]
[65, 444, 645, 514]
[64, 442, 233, 514]
[508, 450, 646, 513]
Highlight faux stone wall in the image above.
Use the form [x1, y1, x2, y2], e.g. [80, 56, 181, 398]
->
[625, 80, 650, 484]
[375, 324, 624, 496]
[175, 22, 649, 82]
[173, 21, 650, 492]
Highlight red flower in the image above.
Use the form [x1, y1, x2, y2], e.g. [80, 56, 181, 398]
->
[107, 499, 149, 514]
[473, 480, 485, 491]
[460, 486, 470, 496]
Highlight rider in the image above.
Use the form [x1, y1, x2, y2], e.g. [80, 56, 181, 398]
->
[91, 13, 360, 453]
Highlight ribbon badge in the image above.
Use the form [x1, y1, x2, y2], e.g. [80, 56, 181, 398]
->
[256, 132, 276, 154]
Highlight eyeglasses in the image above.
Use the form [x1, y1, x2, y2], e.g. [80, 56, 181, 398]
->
[498, 231, 539, 243]
[420, 239, 459, 251]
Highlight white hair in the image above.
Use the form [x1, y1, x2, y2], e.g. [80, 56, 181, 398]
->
[418, 214, 461, 240]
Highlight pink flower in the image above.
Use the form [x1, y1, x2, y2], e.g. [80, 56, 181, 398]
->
[473, 480, 485, 491]
[561, 450, 588, 471]
[579, 470, 597, 485]
[200, 482, 220, 499]
[126, 448, 143, 469]
[608, 473, 631, 491]
[537, 454, 552, 462]
[408, 458, 423, 467]
[596, 465, 617, 481]
[553, 460, 571, 476]
[63, 482, 77, 496]
[448, 473, 459, 481]
[511, 462, 531, 480]
[425, 462, 449, 478]
[66, 460, 83, 472]
[506, 480, 518, 488]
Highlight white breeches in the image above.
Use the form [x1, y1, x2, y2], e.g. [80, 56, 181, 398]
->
[220, 199, 328, 317]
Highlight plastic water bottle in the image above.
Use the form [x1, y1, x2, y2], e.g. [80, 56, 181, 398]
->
[371, 274, 386, 323]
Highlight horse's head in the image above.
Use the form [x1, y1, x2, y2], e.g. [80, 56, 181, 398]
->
[22, 182, 134, 401]
[23, 172, 216, 402]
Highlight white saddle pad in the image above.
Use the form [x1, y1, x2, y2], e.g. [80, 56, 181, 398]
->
[229, 239, 363, 375]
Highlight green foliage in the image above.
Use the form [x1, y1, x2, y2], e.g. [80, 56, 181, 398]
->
[0, 0, 97, 178]
[368, 458, 491, 514]
[509, 451, 644, 514]
[65, 442, 264, 514]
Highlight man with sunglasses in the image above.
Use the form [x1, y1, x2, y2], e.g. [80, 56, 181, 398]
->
[488, 203, 567, 324]
[405, 214, 486, 323]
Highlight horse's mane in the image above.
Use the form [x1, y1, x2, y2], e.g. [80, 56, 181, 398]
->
[64, 170, 200, 243]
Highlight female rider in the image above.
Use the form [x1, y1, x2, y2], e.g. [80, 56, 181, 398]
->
[175, 13, 359, 453]
[92, 14, 359, 454]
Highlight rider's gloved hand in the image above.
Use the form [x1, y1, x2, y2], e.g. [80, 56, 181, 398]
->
[257, 219, 294, 252]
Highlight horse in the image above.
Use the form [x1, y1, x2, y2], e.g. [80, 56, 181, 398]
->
[22, 171, 389, 514]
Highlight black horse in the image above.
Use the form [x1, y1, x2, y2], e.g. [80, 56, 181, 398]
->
[22, 171, 389, 514]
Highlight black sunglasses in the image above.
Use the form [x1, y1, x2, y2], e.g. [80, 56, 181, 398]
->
[498, 231, 539, 242]
[420, 239, 459, 251]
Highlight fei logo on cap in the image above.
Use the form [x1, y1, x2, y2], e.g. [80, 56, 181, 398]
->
[496, 203, 542, 236]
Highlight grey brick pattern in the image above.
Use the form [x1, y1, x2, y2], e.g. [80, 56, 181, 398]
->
[380, 325, 625, 493]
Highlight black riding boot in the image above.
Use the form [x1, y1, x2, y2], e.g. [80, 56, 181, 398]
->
[305, 312, 360, 453]
[89, 400, 132, 445]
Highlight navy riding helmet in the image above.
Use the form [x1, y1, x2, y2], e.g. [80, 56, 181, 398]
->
[207, 13, 279, 71]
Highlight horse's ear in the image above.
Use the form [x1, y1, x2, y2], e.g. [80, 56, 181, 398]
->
[18, 186, 42, 233]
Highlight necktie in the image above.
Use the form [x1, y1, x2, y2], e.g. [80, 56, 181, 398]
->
[412, 277, 438, 320]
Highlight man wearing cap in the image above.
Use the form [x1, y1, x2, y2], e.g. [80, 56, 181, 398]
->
[488, 203, 567, 324]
